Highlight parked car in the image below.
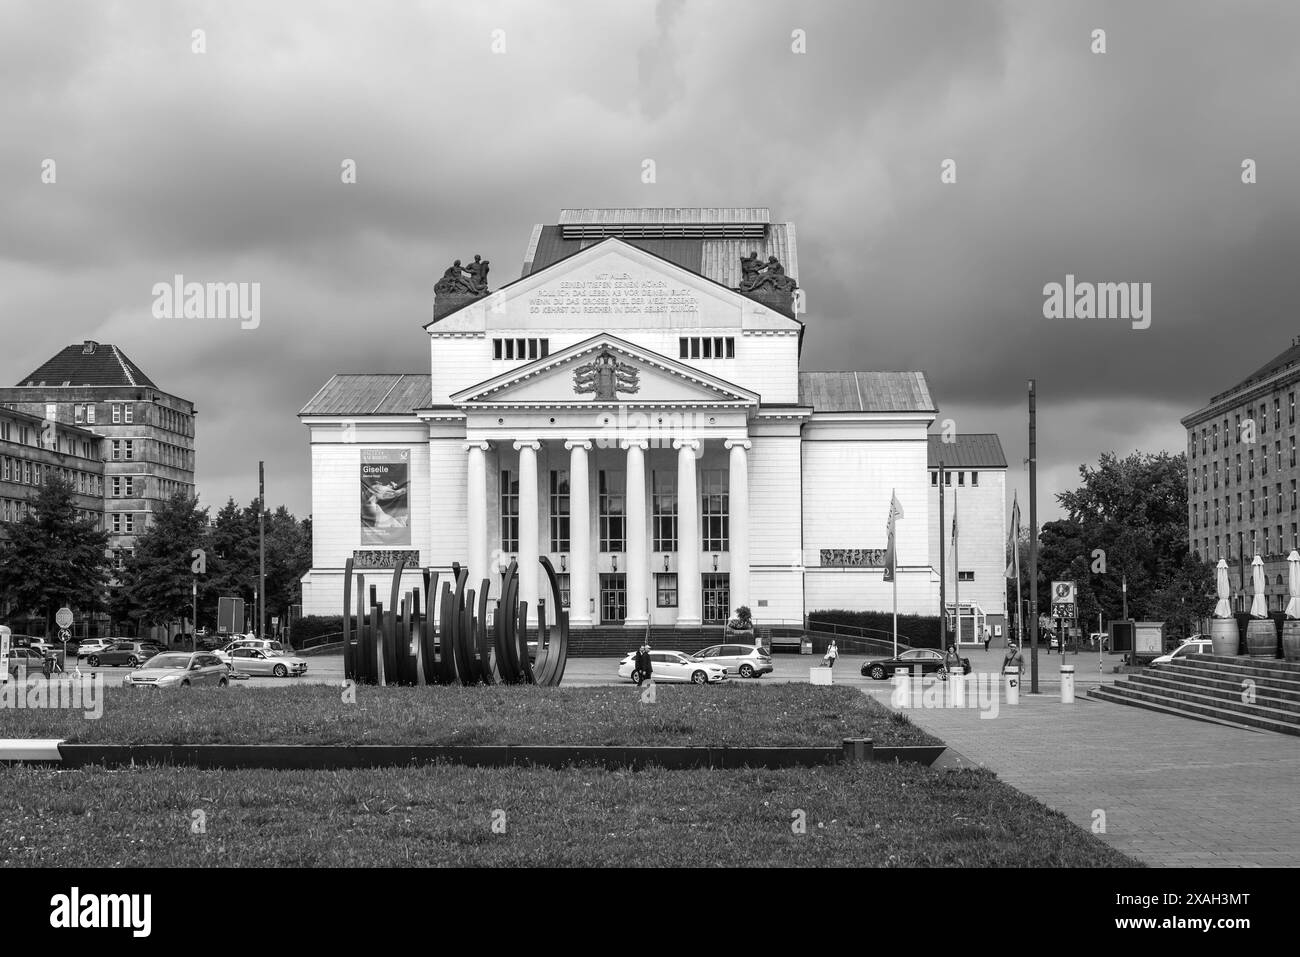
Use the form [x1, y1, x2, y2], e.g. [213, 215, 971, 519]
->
[76, 638, 114, 659]
[86, 640, 164, 668]
[861, 647, 972, 680]
[125, 652, 230, 689]
[691, 643, 773, 678]
[228, 647, 307, 677]
[617, 650, 728, 685]
[5, 646, 46, 675]
[1151, 638, 1214, 666]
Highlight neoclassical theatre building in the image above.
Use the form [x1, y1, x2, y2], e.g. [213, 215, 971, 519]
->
[300, 208, 1006, 637]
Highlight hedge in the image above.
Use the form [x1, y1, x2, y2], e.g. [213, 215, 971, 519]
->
[807, 609, 944, 649]
[290, 615, 349, 646]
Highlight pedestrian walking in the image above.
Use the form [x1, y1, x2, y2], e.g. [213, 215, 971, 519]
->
[1001, 641, 1024, 674]
[633, 644, 653, 687]
[825, 640, 839, 669]
[983, 626, 991, 653]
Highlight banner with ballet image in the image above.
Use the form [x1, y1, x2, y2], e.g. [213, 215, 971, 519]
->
[360, 449, 410, 546]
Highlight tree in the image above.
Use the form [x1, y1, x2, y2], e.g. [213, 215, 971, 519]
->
[0, 476, 110, 632]
[118, 491, 210, 639]
[1032, 451, 1213, 636]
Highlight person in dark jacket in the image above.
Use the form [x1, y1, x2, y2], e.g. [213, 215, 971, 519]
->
[634, 645, 653, 686]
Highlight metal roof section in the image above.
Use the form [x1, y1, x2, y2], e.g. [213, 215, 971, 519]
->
[927, 433, 1008, 469]
[17, 341, 159, 389]
[298, 373, 432, 417]
[523, 209, 798, 289]
[798, 371, 935, 413]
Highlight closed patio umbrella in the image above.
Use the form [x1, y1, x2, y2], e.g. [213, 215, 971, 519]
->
[1250, 555, 1268, 618]
[1287, 551, 1300, 620]
[1214, 559, 1232, 618]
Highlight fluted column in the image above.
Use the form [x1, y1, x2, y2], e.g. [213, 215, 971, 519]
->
[565, 439, 593, 626]
[622, 439, 649, 627]
[465, 441, 490, 583]
[726, 439, 752, 613]
[674, 439, 701, 627]
[514, 439, 541, 618]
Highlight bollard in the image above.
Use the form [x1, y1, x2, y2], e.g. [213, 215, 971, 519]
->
[948, 668, 965, 708]
[1060, 664, 1075, 704]
[893, 667, 910, 707]
[1004, 666, 1020, 705]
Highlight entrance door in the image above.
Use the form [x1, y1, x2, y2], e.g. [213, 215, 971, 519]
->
[600, 573, 627, 623]
[701, 573, 730, 624]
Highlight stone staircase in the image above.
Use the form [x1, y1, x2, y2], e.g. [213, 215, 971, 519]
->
[1088, 654, 1300, 736]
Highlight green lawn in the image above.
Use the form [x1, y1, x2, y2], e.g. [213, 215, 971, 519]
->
[0, 682, 938, 748]
[0, 762, 1137, 867]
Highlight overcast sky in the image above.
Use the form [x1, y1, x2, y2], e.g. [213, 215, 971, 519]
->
[2, 0, 1297, 523]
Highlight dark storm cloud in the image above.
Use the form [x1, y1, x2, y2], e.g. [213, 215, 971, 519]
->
[1, 0, 1297, 519]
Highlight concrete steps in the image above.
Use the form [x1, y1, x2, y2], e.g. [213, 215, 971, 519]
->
[1088, 654, 1300, 736]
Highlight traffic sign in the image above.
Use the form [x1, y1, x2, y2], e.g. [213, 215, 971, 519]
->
[58, 629, 71, 641]
[1052, 602, 1076, 620]
[1051, 581, 1076, 604]
[55, 607, 74, 630]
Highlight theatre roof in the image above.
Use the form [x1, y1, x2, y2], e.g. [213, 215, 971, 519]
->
[16, 341, 157, 388]
[926, 433, 1008, 469]
[523, 207, 798, 290]
[798, 371, 935, 414]
[299, 374, 432, 416]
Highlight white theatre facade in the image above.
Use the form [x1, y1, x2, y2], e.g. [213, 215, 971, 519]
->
[300, 208, 994, 632]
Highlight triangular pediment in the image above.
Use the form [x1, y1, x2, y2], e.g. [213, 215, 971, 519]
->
[425, 237, 801, 334]
[450, 334, 760, 407]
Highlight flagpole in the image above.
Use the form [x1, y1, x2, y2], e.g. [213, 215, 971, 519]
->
[938, 461, 946, 651]
[891, 488, 899, 659]
[953, 487, 960, 650]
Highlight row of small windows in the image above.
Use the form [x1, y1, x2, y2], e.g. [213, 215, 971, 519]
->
[1196, 527, 1300, 563]
[1193, 481, 1299, 527]
[111, 548, 136, 571]
[930, 470, 980, 487]
[108, 438, 194, 469]
[493, 338, 550, 361]
[1, 420, 98, 460]
[109, 512, 141, 535]
[1192, 440, 1297, 491]
[1, 457, 104, 496]
[1, 499, 100, 526]
[679, 337, 735, 360]
[501, 468, 731, 554]
[1192, 392, 1296, 457]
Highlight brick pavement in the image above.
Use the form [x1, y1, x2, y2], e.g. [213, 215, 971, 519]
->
[863, 668, 1300, 867]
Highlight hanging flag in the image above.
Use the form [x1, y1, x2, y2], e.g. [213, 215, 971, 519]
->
[1005, 493, 1021, 579]
[951, 490, 959, 546]
[883, 491, 904, 583]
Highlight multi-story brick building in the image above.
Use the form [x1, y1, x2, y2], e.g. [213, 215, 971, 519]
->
[1182, 336, 1300, 612]
[0, 340, 196, 574]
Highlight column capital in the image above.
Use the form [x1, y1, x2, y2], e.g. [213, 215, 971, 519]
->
[724, 439, 752, 451]
[564, 439, 593, 451]
[620, 439, 649, 451]
[672, 439, 700, 452]
[463, 440, 491, 453]
[512, 439, 541, 452]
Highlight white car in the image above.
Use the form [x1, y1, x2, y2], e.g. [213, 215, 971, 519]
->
[76, 638, 114, 659]
[1152, 638, 1213, 665]
[228, 646, 308, 677]
[617, 650, 728, 685]
[212, 638, 285, 665]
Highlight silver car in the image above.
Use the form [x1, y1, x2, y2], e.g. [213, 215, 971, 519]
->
[692, 643, 774, 678]
[229, 647, 308, 677]
[125, 652, 230, 689]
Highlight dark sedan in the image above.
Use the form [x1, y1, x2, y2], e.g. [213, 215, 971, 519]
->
[86, 640, 164, 668]
[861, 647, 972, 680]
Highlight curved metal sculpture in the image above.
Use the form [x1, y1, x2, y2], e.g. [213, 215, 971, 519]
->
[341, 555, 568, 687]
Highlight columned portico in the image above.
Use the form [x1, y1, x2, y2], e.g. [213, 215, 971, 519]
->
[674, 439, 702, 627]
[726, 438, 751, 612]
[565, 439, 593, 626]
[622, 439, 650, 627]
[465, 441, 490, 584]
[514, 439, 541, 616]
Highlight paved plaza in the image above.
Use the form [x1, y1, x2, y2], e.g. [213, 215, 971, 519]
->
[862, 647, 1300, 867]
